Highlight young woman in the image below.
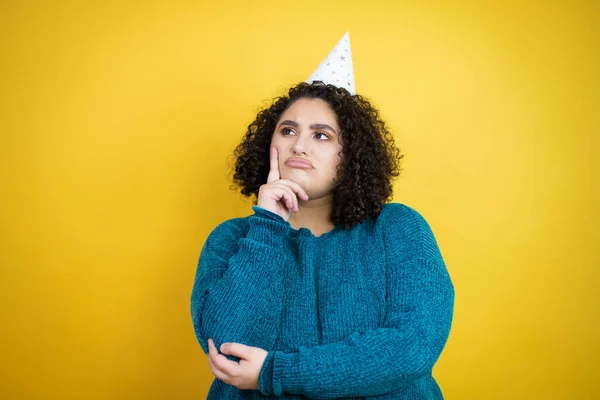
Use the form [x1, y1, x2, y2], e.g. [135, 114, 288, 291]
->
[191, 81, 454, 399]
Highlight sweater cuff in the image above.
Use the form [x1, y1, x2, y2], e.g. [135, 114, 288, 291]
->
[252, 206, 287, 223]
[246, 207, 290, 247]
[258, 350, 276, 395]
[271, 350, 302, 396]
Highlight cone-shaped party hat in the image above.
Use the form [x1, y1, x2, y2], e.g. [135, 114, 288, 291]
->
[306, 32, 355, 95]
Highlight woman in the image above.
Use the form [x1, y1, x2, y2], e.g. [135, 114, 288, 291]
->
[190, 81, 454, 399]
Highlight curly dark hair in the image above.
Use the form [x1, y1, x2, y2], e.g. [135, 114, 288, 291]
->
[231, 81, 403, 228]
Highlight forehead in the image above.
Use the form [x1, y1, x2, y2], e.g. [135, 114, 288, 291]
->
[279, 98, 339, 127]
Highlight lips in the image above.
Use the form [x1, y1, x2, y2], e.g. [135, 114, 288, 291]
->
[285, 157, 314, 169]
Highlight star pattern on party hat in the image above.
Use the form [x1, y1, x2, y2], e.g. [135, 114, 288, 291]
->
[306, 32, 355, 95]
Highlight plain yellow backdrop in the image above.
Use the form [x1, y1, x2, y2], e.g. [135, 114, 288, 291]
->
[1, 1, 598, 398]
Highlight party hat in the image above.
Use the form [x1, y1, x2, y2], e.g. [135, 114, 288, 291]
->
[306, 32, 355, 95]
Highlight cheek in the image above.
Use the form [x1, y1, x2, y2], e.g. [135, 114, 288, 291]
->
[326, 150, 343, 179]
[332, 147, 343, 167]
[269, 135, 279, 148]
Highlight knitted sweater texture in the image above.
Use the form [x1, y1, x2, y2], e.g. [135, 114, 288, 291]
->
[191, 203, 454, 399]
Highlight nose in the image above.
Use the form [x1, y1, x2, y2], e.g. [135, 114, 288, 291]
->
[292, 134, 309, 156]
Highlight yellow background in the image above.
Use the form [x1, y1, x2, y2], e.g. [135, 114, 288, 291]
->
[1, 1, 598, 398]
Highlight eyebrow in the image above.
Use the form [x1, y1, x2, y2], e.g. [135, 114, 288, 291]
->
[278, 120, 338, 134]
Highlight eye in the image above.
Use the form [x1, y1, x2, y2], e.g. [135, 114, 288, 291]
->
[314, 131, 330, 141]
[281, 127, 295, 136]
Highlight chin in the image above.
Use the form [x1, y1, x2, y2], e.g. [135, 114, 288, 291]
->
[282, 170, 308, 181]
[289, 177, 311, 189]
[280, 173, 311, 191]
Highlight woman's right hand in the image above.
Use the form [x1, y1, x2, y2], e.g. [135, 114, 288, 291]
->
[257, 147, 309, 222]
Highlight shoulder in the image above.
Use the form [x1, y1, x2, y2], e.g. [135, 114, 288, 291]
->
[375, 202, 442, 260]
[376, 202, 433, 234]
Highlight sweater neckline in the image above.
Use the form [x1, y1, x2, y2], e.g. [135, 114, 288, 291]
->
[289, 224, 343, 240]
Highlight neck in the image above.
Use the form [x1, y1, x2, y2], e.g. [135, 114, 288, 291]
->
[288, 195, 335, 237]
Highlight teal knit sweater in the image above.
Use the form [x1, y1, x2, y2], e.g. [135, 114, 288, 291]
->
[191, 203, 454, 399]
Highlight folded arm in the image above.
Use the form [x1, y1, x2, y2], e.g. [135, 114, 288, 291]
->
[191, 208, 290, 354]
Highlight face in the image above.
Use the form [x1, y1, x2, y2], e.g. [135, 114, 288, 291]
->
[270, 97, 343, 200]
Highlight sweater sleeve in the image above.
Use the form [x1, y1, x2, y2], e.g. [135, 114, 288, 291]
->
[258, 204, 455, 398]
[190, 207, 290, 355]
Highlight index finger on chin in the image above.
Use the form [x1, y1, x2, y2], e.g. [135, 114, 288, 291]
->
[267, 147, 280, 183]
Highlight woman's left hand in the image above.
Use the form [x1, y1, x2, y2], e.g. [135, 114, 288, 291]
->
[207, 338, 268, 390]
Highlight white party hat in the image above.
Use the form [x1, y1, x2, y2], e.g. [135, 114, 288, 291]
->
[306, 32, 355, 95]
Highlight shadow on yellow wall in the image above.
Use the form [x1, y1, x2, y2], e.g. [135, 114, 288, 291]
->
[1, 1, 598, 398]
